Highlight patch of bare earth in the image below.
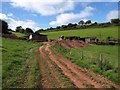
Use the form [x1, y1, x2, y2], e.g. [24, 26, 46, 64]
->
[38, 46, 74, 88]
[50, 46, 119, 89]
[44, 39, 88, 48]
[38, 43, 119, 89]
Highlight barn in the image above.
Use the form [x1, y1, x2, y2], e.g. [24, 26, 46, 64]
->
[65, 36, 80, 40]
[59, 35, 98, 43]
[80, 37, 98, 43]
[29, 33, 48, 42]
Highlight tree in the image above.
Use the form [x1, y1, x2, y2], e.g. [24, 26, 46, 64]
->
[68, 23, 73, 27]
[94, 22, 98, 25]
[50, 27, 53, 30]
[35, 29, 43, 34]
[78, 20, 84, 25]
[15, 26, 24, 33]
[56, 26, 61, 29]
[61, 25, 67, 29]
[0, 19, 9, 34]
[85, 20, 91, 24]
[35, 30, 40, 34]
[72, 23, 77, 27]
[111, 18, 120, 24]
[25, 28, 34, 34]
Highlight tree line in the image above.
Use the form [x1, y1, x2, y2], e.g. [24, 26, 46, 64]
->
[0, 18, 120, 34]
[36, 18, 120, 33]
[0, 19, 34, 35]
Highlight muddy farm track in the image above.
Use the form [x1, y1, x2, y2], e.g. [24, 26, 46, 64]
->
[38, 43, 119, 89]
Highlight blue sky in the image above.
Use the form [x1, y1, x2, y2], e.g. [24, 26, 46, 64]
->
[0, 0, 119, 31]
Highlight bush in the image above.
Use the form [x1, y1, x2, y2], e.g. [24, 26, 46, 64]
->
[111, 18, 120, 25]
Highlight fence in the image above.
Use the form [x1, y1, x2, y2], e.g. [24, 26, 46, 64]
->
[69, 50, 118, 70]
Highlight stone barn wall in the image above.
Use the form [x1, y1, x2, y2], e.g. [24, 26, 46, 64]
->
[30, 33, 48, 42]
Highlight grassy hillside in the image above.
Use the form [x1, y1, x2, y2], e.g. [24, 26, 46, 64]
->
[53, 45, 119, 84]
[2, 38, 42, 88]
[12, 32, 26, 37]
[42, 26, 118, 40]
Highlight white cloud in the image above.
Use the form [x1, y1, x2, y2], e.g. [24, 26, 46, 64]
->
[31, 14, 37, 17]
[50, 6, 94, 26]
[0, 13, 8, 19]
[0, 13, 40, 31]
[78, 0, 119, 2]
[3, 0, 119, 2]
[1, 0, 119, 2]
[106, 10, 119, 20]
[110, 0, 119, 2]
[7, 13, 13, 17]
[10, 0, 75, 16]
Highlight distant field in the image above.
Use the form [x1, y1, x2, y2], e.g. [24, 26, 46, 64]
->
[12, 32, 26, 37]
[2, 38, 42, 88]
[53, 44, 119, 84]
[42, 26, 118, 40]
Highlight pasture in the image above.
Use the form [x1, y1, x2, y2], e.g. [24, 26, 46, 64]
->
[53, 44, 119, 84]
[2, 38, 42, 88]
[12, 32, 26, 37]
[42, 26, 118, 40]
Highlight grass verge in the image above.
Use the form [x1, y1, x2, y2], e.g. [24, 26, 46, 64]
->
[2, 38, 42, 88]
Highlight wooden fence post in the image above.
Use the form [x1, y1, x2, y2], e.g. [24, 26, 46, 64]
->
[99, 53, 103, 70]
[81, 51, 84, 60]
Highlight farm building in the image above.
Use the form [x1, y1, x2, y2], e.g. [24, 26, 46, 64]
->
[81, 37, 98, 43]
[59, 36, 98, 43]
[64, 36, 80, 40]
[59, 35, 65, 40]
[29, 33, 48, 42]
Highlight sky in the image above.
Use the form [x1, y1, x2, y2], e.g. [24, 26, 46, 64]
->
[0, 0, 119, 31]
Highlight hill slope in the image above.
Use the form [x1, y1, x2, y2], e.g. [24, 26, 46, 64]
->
[2, 38, 42, 88]
[41, 26, 118, 40]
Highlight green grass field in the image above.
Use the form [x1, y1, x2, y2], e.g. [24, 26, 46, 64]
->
[53, 45, 119, 84]
[42, 26, 118, 40]
[2, 38, 42, 88]
[12, 32, 26, 37]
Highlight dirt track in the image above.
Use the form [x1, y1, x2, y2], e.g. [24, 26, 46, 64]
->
[38, 43, 119, 89]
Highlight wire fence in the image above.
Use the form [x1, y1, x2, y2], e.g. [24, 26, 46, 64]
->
[69, 50, 118, 68]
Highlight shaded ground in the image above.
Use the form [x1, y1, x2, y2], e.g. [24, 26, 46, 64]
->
[38, 41, 119, 89]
